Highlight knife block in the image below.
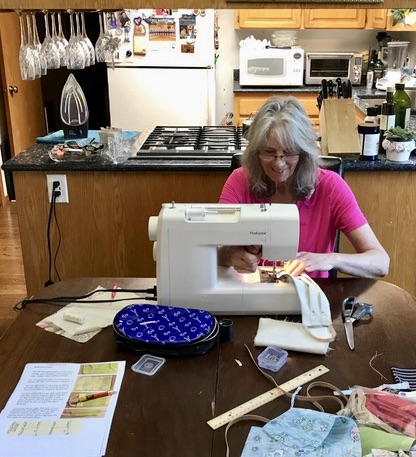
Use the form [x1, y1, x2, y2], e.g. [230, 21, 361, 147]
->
[319, 99, 360, 155]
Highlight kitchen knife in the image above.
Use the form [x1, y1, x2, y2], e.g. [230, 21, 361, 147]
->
[345, 80, 353, 98]
[316, 93, 322, 111]
[328, 80, 333, 98]
[321, 79, 328, 99]
[336, 78, 343, 99]
[342, 81, 348, 99]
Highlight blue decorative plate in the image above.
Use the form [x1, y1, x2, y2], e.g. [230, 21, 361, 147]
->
[113, 304, 216, 346]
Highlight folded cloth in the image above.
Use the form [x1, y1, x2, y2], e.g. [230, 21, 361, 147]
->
[36, 286, 146, 343]
[358, 425, 415, 457]
[254, 317, 331, 355]
[36, 129, 139, 144]
[392, 367, 416, 390]
[253, 272, 335, 354]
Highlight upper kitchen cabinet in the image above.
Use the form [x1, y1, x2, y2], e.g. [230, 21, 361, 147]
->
[366, 9, 387, 29]
[303, 9, 366, 29]
[234, 9, 411, 30]
[234, 9, 302, 29]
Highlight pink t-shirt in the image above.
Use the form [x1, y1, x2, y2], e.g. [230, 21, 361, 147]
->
[219, 167, 367, 278]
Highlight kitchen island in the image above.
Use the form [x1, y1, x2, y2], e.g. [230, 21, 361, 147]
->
[3, 143, 416, 298]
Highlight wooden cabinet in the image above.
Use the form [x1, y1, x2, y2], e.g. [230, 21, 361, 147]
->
[303, 9, 366, 29]
[341, 171, 416, 298]
[234, 92, 319, 129]
[365, 9, 387, 29]
[234, 9, 302, 29]
[234, 9, 415, 30]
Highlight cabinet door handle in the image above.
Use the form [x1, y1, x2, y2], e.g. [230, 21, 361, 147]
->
[8, 85, 18, 95]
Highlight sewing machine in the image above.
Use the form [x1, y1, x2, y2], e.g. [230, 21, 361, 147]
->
[148, 202, 300, 315]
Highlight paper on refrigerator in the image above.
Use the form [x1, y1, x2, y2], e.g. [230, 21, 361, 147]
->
[0, 361, 125, 457]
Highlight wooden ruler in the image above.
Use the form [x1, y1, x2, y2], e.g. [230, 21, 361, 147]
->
[207, 365, 329, 430]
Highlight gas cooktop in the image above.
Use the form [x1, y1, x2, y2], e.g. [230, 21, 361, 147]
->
[129, 126, 247, 160]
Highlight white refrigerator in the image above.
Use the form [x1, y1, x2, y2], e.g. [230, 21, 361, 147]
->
[106, 9, 217, 132]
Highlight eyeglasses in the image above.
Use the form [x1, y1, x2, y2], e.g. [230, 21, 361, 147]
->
[258, 152, 300, 163]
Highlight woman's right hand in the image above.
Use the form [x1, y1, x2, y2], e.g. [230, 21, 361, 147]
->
[218, 245, 261, 274]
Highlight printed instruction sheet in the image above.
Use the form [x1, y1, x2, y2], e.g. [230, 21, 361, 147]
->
[0, 361, 125, 457]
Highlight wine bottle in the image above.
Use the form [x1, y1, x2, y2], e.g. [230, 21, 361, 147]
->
[366, 50, 376, 90]
[379, 86, 396, 154]
[373, 51, 384, 89]
[393, 83, 411, 128]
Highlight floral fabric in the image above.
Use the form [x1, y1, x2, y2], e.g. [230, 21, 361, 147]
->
[241, 408, 361, 456]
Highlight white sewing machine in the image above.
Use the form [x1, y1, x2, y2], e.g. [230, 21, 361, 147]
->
[148, 202, 300, 315]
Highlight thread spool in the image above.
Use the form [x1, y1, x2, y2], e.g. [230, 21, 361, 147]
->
[63, 311, 86, 325]
[219, 318, 233, 342]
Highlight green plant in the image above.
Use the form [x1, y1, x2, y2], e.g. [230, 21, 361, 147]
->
[384, 126, 416, 141]
[389, 9, 416, 26]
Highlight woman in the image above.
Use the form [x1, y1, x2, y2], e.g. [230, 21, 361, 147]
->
[218, 96, 389, 279]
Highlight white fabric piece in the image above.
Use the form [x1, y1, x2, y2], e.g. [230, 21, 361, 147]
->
[254, 317, 331, 355]
[276, 272, 335, 342]
[254, 272, 335, 354]
[36, 287, 147, 343]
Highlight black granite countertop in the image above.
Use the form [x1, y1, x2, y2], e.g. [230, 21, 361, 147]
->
[3, 143, 416, 172]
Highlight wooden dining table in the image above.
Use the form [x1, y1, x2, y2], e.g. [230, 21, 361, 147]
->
[1, 277, 415, 457]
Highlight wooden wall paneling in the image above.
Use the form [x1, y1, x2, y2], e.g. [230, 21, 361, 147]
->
[13, 170, 229, 295]
[340, 171, 416, 298]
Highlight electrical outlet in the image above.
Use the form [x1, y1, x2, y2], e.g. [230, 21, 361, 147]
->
[46, 174, 69, 203]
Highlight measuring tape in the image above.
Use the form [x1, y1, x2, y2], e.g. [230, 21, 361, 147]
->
[207, 364, 329, 430]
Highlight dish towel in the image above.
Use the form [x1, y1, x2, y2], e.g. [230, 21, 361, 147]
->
[254, 273, 335, 355]
[36, 129, 139, 144]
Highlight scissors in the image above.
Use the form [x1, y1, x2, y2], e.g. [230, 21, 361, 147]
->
[342, 296, 373, 350]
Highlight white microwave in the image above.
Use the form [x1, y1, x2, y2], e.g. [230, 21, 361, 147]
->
[305, 52, 364, 85]
[239, 47, 304, 86]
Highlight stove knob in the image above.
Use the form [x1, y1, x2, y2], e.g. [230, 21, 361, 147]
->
[126, 50, 132, 58]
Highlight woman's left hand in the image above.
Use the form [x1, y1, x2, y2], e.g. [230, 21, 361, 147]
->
[283, 252, 334, 276]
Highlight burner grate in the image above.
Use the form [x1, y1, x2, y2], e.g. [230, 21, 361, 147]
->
[137, 125, 245, 156]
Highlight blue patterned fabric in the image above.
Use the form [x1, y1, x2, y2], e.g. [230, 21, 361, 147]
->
[241, 408, 361, 456]
[114, 304, 215, 345]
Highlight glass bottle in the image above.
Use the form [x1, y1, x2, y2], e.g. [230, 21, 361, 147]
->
[373, 51, 384, 88]
[379, 86, 396, 154]
[364, 106, 379, 124]
[366, 50, 376, 90]
[393, 83, 411, 128]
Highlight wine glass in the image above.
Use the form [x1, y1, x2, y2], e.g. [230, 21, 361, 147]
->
[25, 13, 41, 79]
[41, 11, 60, 70]
[81, 12, 95, 66]
[95, 11, 106, 62]
[51, 12, 66, 68]
[17, 11, 35, 80]
[76, 12, 90, 67]
[58, 12, 68, 49]
[65, 10, 85, 70]
[32, 12, 47, 75]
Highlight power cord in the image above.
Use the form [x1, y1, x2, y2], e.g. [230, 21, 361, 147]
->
[45, 181, 62, 287]
[14, 286, 158, 311]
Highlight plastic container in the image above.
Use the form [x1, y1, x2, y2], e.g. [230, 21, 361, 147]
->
[358, 123, 380, 161]
[257, 346, 288, 372]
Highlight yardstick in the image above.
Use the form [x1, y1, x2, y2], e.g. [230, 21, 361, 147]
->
[207, 364, 329, 430]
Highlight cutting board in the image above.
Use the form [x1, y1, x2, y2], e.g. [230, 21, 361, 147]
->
[319, 98, 360, 155]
